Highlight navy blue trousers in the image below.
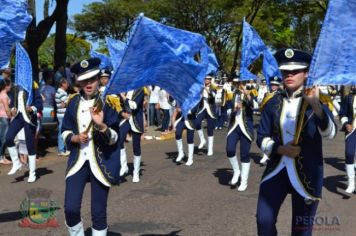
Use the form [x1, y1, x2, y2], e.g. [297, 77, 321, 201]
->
[226, 126, 251, 163]
[215, 106, 227, 128]
[161, 109, 170, 131]
[64, 161, 109, 230]
[256, 168, 319, 236]
[6, 113, 36, 155]
[195, 109, 215, 136]
[119, 120, 141, 156]
[345, 130, 356, 164]
[175, 119, 194, 144]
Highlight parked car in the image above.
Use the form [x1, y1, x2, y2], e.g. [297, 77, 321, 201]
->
[40, 105, 58, 138]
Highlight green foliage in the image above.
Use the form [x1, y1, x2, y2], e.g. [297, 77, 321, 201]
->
[71, 0, 328, 73]
[39, 34, 91, 67]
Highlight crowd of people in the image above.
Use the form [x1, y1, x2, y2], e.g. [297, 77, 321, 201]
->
[0, 48, 355, 236]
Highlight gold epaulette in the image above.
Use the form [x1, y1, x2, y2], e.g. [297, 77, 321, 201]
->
[319, 93, 334, 111]
[210, 83, 218, 90]
[250, 89, 258, 97]
[106, 94, 122, 113]
[226, 91, 234, 101]
[67, 93, 79, 104]
[260, 92, 276, 111]
[33, 81, 39, 89]
[143, 87, 150, 96]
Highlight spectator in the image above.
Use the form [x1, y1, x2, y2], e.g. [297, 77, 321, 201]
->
[158, 89, 171, 133]
[40, 76, 56, 107]
[148, 85, 161, 127]
[55, 78, 70, 156]
[0, 79, 12, 164]
[65, 62, 73, 85]
[54, 65, 66, 87]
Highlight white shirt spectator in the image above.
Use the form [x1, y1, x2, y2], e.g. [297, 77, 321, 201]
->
[55, 87, 68, 119]
[159, 89, 170, 110]
[149, 86, 160, 104]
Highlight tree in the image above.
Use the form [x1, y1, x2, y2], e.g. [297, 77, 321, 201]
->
[54, 0, 69, 71]
[73, 0, 152, 41]
[39, 34, 91, 67]
[25, 0, 69, 80]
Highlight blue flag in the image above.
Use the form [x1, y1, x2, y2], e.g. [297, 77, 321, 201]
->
[105, 15, 217, 116]
[89, 49, 112, 70]
[0, 0, 32, 69]
[262, 49, 282, 88]
[15, 42, 33, 105]
[240, 19, 267, 81]
[307, 0, 356, 87]
[105, 36, 126, 70]
[240, 19, 281, 88]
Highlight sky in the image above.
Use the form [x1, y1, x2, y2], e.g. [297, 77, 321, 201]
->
[35, 0, 102, 48]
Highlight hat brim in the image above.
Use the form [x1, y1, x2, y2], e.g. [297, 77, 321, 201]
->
[279, 64, 308, 71]
[77, 69, 100, 81]
[270, 82, 280, 85]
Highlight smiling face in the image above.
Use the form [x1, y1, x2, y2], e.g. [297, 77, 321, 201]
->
[281, 69, 308, 93]
[78, 76, 99, 98]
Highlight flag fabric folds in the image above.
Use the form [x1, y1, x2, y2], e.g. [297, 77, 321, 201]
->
[307, 0, 356, 87]
[240, 19, 281, 87]
[0, 0, 32, 69]
[105, 36, 126, 70]
[89, 49, 112, 70]
[105, 15, 217, 116]
[15, 42, 33, 105]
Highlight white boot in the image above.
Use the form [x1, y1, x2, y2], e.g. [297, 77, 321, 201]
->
[345, 164, 355, 193]
[92, 227, 108, 236]
[66, 221, 84, 236]
[7, 146, 22, 175]
[133, 155, 141, 183]
[260, 153, 269, 165]
[207, 136, 214, 156]
[228, 156, 240, 185]
[119, 148, 129, 176]
[238, 162, 250, 191]
[197, 129, 206, 149]
[185, 144, 195, 166]
[175, 139, 185, 162]
[27, 155, 37, 183]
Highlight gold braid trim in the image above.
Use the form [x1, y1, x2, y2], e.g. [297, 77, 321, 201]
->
[106, 95, 122, 113]
[260, 92, 276, 111]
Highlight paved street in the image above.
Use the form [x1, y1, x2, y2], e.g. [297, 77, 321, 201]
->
[0, 123, 355, 236]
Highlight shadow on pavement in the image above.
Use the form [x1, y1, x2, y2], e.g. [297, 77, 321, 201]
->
[324, 157, 345, 172]
[0, 211, 22, 223]
[213, 168, 234, 187]
[11, 167, 54, 183]
[323, 174, 352, 199]
[85, 228, 122, 235]
[140, 230, 182, 236]
[250, 152, 262, 165]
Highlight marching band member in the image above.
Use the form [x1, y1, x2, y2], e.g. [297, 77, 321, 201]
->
[226, 78, 254, 191]
[118, 87, 146, 182]
[98, 69, 111, 93]
[259, 76, 282, 165]
[339, 86, 356, 193]
[256, 49, 336, 235]
[195, 75, 217, 156]
[6, 80, 42, 183]
[172, 101, 198, 166]
[62, 58, 121, 235]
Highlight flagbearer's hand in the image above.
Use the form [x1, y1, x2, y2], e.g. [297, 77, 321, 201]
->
[26, 106, 33, 112]
[345, 124, 354, 133]
[11, 108, 17, 117]
[303, 87, 324, 119]
[277, 142, 301, 158]
[90, 106, 106, 132]
[71, 132, 89, 144]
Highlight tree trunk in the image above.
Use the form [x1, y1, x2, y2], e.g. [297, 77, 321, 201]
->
[230, 0, 265, 75]
[54, 0, 69, 71]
